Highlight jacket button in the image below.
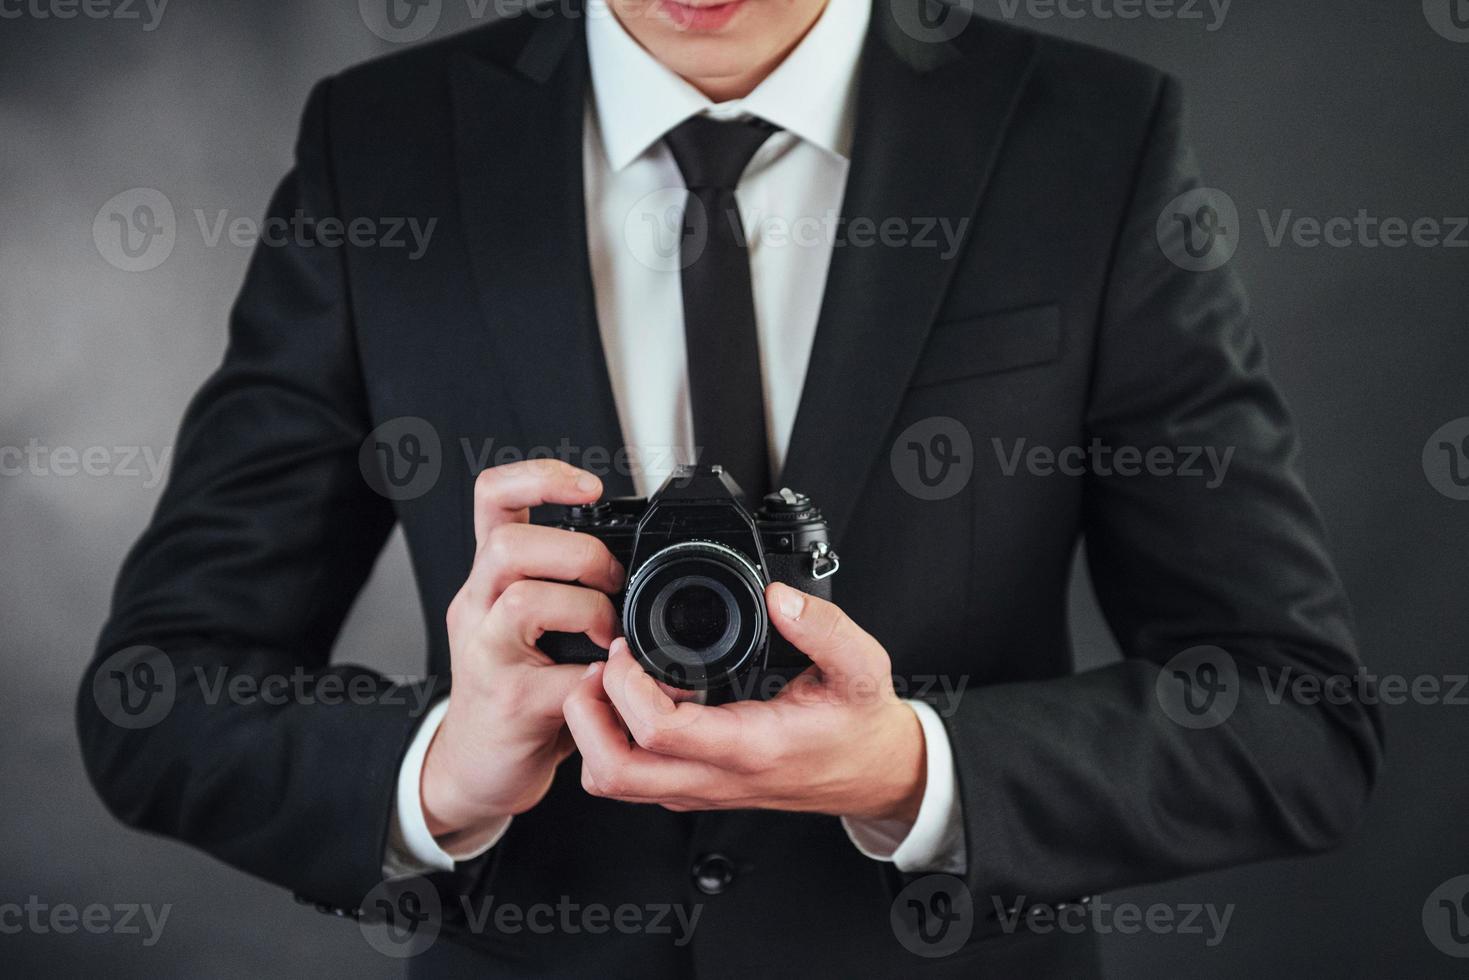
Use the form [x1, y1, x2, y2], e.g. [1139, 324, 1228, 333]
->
[692, 853, 736, 895]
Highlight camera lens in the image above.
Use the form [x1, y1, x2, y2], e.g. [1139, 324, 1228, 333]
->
[657, 578, 734, 652]
[622, 542, 768, 690]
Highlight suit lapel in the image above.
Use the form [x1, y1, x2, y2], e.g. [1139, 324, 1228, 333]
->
[450, 6, 635, 498]
[780, 2, 1039, 543]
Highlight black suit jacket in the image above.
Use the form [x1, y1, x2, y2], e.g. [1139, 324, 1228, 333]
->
[78, 2, 1383, 976]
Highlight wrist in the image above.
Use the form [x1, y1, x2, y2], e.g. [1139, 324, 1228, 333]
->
[419, 719, 519, 839]
[848, 701, 926, 825]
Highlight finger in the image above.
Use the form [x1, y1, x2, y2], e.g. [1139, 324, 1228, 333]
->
[563, 664, 727, 803]
[464, 522, 625, 609]
[473, 459, 603, 548]
[766, 582, 884, 684]
[510, 662, 603, 725]
[487, 579, 620, 656]
[601, 640, 761, 769]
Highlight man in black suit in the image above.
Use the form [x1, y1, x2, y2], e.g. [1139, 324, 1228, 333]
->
[78, 0, 1383, 975]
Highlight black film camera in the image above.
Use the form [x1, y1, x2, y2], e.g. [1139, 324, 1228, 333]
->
[538, 465, 840, 693]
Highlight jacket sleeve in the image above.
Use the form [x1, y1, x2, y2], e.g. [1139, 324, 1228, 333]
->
[75, 78, 435, 913]
[938, 76, 1384, 912]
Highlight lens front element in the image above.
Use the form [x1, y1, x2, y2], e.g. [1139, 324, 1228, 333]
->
[623, 542, 768, 690]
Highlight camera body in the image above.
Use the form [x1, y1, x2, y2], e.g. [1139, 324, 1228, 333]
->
[538, 465, 839, 693]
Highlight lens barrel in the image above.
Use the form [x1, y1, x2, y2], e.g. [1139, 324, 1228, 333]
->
[622, 541, 768, 690]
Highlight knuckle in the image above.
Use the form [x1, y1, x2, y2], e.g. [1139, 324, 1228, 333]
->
[632, 718, 668, 752]
[445, 590, 465, 630]
[494, 579, 537, 619]
[579, 534, 608, 575]
[598, 761, 630, 797]
[485, 523, 518, 567]
[581, 765, 603, 797]
[473, 467, 501, 506]
[817, 608, 847, 646]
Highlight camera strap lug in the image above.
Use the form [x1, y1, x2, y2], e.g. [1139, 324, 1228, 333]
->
[808, 541, 840, 580]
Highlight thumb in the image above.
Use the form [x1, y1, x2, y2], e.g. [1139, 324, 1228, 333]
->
[766, 582, 883, 684]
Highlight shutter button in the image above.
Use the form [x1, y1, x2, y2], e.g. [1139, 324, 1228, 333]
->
[691, 853, 736, 895]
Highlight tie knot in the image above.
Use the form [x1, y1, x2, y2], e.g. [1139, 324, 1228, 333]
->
[664, 115, 780, 192]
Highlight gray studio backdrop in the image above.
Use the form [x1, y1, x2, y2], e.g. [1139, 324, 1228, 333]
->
[2, 1, 1467, 977]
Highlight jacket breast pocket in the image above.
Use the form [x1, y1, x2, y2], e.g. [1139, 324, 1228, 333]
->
[910, 303, 1062, 388]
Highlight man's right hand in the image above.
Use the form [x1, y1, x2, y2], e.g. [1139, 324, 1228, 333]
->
[420, 460, 625, 842]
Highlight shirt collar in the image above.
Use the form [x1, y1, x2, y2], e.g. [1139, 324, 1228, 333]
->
[585, 0, 870, 172]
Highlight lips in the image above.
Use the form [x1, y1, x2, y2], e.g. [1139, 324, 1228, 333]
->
[656, 0, 749, 31]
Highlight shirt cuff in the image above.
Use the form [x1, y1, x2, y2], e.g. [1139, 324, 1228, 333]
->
[840, 699, 967, 875]
[383, 698, 513, 879]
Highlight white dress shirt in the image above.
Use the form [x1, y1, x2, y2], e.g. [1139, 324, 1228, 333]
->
[386, 0, 966, 879]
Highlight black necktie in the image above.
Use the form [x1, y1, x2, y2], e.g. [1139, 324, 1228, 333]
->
[664, 114, 780, 502]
